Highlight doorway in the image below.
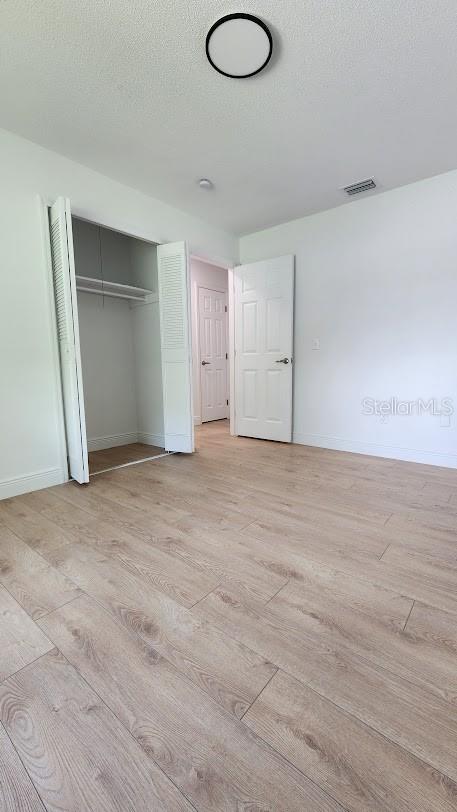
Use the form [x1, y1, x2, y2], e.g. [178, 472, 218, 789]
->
[48, 197, 194, 484]
[189, 253, 295, 442]
[190, 257, 229, 426]
[71, 216, 166, 476]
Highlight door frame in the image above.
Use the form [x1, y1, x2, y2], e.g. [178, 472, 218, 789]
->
[190, 254, 236, 434]
[197, 285, 229, 424]
[41, 196, 165, 482]
[42, 196, 232, 480]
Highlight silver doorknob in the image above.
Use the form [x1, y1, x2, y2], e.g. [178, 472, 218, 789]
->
[201, 360, 211, 365]
[275, 357, 290, 364]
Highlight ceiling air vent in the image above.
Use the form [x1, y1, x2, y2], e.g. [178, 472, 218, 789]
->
[343, 178, 376, 196]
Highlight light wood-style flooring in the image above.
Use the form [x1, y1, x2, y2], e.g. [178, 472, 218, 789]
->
[1, 420, 457, 810]
[89, 441, 165, 474]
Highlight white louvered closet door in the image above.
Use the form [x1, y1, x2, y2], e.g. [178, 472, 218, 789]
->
[157, 241, 194, 453]
[49, 198, 89, 483]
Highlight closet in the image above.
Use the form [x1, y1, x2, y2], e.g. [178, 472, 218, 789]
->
[73, 216, 165, 475]
[48, 197, 194, 484]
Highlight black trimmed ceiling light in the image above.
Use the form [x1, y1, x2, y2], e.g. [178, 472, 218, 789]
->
[206, 13, 273, 79]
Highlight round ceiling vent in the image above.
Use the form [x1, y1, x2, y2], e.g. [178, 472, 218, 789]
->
[206, 13, 273, 79]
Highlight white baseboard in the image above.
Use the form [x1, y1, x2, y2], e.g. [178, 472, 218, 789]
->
[0, 467, 66, 500]
[293, 432, 457, 469]
[87, 432, 139, 452]
[193, 415, 202, 426]
[137, 432, 165, 448]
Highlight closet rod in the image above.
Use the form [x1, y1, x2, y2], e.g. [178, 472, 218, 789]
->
[76, 286, 146, 302]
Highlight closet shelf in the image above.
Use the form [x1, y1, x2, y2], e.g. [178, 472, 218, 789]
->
[75, 275, 153, 301]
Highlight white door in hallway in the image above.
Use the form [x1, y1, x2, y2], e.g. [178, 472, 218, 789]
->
[234, 255, 294, 442]
[199, 287, 229, 422]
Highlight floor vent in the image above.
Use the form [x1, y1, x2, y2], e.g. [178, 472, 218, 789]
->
[343, 178, 376, 196]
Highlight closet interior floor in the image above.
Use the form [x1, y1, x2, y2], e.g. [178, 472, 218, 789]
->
[89, 442, 165, 474]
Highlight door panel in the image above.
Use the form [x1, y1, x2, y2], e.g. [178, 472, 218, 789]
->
[266, 297, 281, 352]
[199, 287, 228, 422]
[234, 255, 294, 442]
[265, 369, 282, 422]
[243, 369, 258, 420]
[157, 242, 194, 453]
[49, 198, 89, 483]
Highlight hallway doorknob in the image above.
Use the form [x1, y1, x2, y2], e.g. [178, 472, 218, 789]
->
[201, 360, 211, 365]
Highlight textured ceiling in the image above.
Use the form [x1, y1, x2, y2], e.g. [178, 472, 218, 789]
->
[1, 1, 457, 234]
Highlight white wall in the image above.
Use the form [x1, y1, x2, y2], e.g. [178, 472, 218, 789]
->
[0, 127, 237, 498]
[190, 258, 228, 424]
[240, 171, 457, 468]
[77, 293, 139, 449]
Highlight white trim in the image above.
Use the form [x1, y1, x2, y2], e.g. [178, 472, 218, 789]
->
[228, 267, 236, 435]
[88, 432, 166, 452]
[0, 468, 65, 500]
[193, 415, 202, 426]
[293, 432, 457, 469]
[87, 432, 139, 452]
[56, 204, 163, 248]
[137, 431, 165, 448]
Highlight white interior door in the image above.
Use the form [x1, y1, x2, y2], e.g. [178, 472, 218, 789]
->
[234, 255, 294, 442]
[199, 287, 228, 422]
[157, 241, 194, 453]
[49, 197, 89, 483]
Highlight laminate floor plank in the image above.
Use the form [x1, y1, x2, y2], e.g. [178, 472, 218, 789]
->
[46, 542, 277, 719]
[195, 584, 457, 777]
[239, 523, 457, 615]
[144, 529, 288, 603]
[382, 544, 457, 597]
[404, 600, 457, 655]
[38, 596, 343, 812]
[23, 489, 220, 608]
[0, 497, 73, 556]
[0, 724, 46, 811]
[0, 649, 193, 812]
[54, 476, 190, 530]
[0, 585, 53, 682]
[0, 525, 80, 620]
[205, 530, 412, 627]
[1, 419, 457, 809]
[52, 481, 286, 602]
[201, 580, 457, 704]
[243, 669, 457, 812]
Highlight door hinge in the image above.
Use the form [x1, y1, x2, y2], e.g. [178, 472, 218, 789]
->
[225, 352, 228, 360]
[226, 399, 229, 406]
[224, 305, 227, 312]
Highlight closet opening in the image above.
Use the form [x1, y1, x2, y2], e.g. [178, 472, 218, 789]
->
[72, 217, 167, 476]
[49, 196, 196, 486]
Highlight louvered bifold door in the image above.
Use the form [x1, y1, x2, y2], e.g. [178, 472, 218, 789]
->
[49, 198, 89, 483]
[157, 241, 194, 453]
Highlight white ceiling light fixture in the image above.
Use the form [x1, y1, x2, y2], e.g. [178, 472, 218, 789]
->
[206, 13, 273, 79]
[198, 178, 214, 189]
